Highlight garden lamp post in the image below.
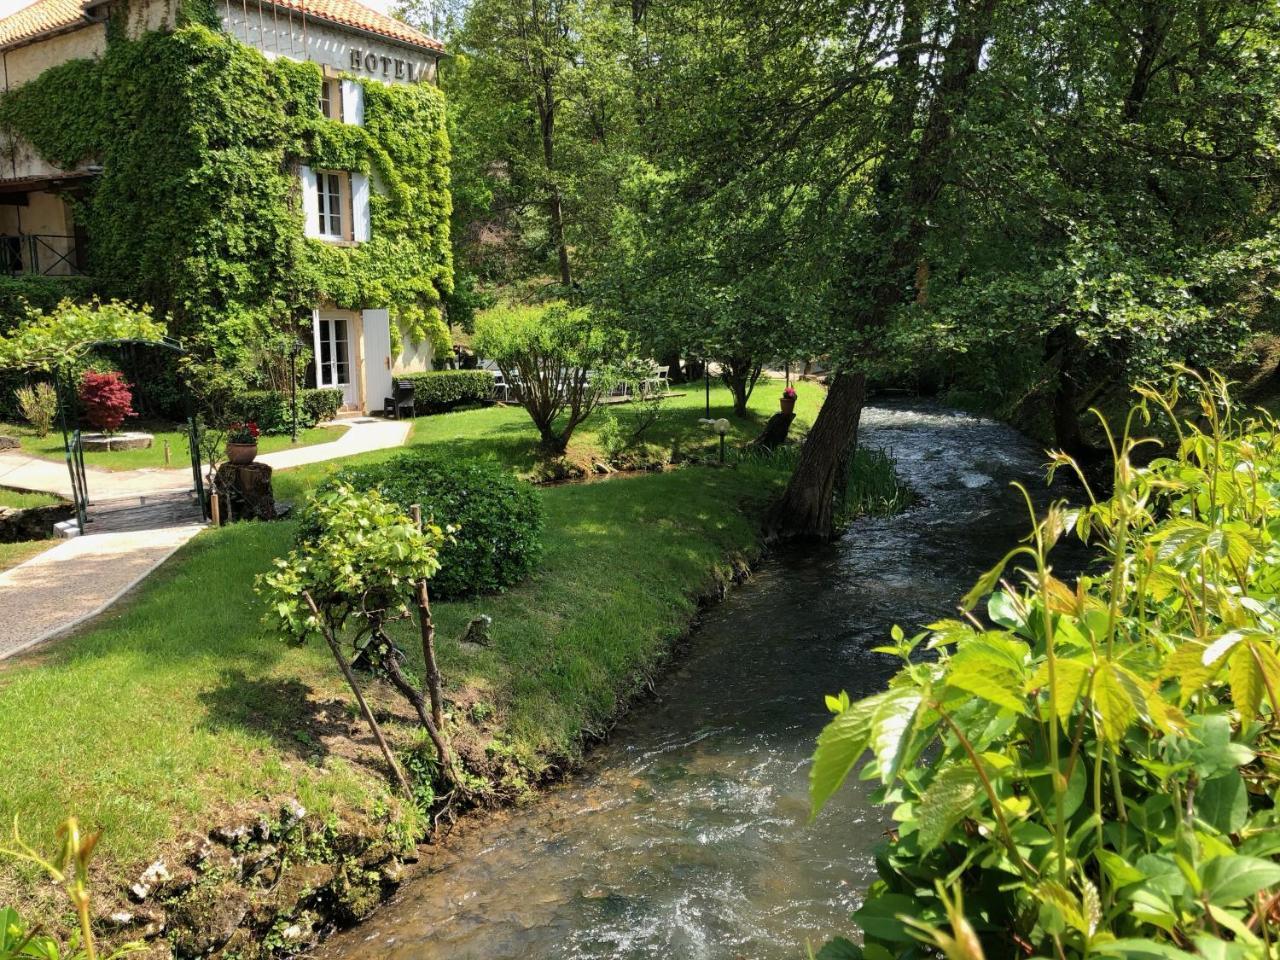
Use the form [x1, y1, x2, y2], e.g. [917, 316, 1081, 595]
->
[704, 360, 710, 418]
[714, 417, 729, 464]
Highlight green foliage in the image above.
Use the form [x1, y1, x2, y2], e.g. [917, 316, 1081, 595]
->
[811, 373, 1280, 959]
[473, 302, 615, 451]
[0, 25, 453, 363]
[258, 484, 444, 647]
[322, 450, 544, 599]
[1, 818, 141, 959]
[398, 370, 494, 413]
[13, 382, 56, 438]
[0, 299, 166, 373]
[0, 278, 95, 334]
[229, 388, 343, 435]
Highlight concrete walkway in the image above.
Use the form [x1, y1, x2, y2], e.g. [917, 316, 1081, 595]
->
[0, 417, 413, 662]
[0, 523, 204, 661]
[0, 417, 411, 501]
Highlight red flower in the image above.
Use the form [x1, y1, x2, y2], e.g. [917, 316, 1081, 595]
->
[782, 386, 797, 399]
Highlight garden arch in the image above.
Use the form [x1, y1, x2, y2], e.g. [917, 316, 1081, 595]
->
[55, 337, 207, 534]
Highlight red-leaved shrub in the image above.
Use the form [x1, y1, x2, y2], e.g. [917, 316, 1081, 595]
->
[79, 370, 135, 434]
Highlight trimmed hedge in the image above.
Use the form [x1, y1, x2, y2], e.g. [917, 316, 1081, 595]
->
[229, 388, 343, 435]
[322, 450, 544, 599]
[399, 370, 494, 414]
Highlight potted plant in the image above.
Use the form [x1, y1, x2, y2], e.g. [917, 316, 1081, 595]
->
[226, 421, 260, 464]
[780, 385, 797, 416]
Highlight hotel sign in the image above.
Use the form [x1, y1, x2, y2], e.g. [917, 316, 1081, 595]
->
[350, 49, 432, 82]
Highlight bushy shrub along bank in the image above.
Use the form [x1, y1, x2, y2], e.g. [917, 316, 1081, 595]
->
[322, 450, 544, 599]
[398, 370, 494, 414]
[812, 374, 1280, 960]
[229, 389, 344, 435]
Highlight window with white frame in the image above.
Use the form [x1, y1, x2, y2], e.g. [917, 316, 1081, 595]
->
[319, 77, 342, 121]
[300, 166, 369, 243]
[315, 170, 346, 239]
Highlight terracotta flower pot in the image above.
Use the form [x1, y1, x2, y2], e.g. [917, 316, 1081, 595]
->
[780, 396, 797, 416]
[226, 441, 258, 465]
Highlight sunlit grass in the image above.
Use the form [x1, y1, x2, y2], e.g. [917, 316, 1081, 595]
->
[6, 422, 348, 471]
[0, 380, 849, 916]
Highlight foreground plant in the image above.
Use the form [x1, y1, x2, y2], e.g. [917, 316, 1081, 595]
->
[257, 486, 458, 800]
[1, 818, 139, 960]
[812, 372, 1280, 959]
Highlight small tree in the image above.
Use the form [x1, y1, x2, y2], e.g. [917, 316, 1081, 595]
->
[78, 371, 135, 435]
[0, 298, 166, 373]
[257, 486, 457, 798]
[473, 302, 614, 454]
[14, 382, 57, 437]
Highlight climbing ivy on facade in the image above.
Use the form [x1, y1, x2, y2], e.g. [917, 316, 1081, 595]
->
[0, 17, 453, 360]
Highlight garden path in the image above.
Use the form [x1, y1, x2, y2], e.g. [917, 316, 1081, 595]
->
[0, 417, 413, 661]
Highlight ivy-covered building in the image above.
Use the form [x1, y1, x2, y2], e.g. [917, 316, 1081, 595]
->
[0, 0, 451, 413]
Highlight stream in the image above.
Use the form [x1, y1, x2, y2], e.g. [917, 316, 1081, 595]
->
[317, 403, 1079, 960]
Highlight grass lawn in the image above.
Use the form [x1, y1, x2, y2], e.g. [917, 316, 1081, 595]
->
[0, 488, 62, 509]
[0, 380, 833, 920]
[0, 538, 56, 571]
[5, 422, 349, 472]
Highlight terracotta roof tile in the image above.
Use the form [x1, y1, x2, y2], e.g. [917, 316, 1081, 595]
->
[0, 0, 442, 52]
[0, 0, 90, 48]
[271, 0, 443, 51]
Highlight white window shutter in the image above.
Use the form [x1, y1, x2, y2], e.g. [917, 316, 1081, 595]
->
[341, 79, 364, 127]
[352, 172, 371, 242]
[300, 164, 320, 238]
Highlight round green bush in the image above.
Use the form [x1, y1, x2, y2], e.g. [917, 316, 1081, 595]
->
[322, 450, 544, 599]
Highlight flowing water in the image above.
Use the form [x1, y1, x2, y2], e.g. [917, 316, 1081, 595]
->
[318, 403, 1080, 960]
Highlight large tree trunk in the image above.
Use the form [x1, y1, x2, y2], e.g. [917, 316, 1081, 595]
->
[720, 357, 761, 416]
[765, 372, 866, 540]
[771, 2, 994, 535]
[538, 81, 572, 287]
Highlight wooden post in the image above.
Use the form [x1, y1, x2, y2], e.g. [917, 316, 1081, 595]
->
[163, 439, 171, 466]
[410, 504, 446, 732]
[209, 490, 221, 527]
[303, 592, 414, 801]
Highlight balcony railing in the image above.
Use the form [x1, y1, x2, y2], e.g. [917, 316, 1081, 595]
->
[0, 234, 84, 276]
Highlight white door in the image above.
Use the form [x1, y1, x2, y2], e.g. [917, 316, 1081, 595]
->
[313, 312, 359, 409]
[362, 308, 394, 412]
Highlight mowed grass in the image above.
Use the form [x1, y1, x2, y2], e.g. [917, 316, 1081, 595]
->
[7, 422, 347, 472]
[0, 539, 55, 571]
[0, 488, 62, 509]
[0, 381, 822, 909]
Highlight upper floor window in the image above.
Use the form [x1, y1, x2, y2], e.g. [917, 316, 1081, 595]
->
[316, 170, 347, 239]
[300, 165, 370, 244]
[319, 77, 342, 121]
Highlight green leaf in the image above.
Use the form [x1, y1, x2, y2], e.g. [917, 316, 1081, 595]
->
[1093, 662, 1139, 743]
[1195, 773, 1248, 835]
[1097, 849, 1147, 888]
[1228, 641, 1280, 722]
[916, 763, 984, 852]
[813, 938, 862, 960]
[809, 691, 885, 817]
[852, 893, 921, 944]
[870, 686, 923, 784]
[1097, 938, 1201, 960]
[946, 639, 1030, 716]
[1200, 855, 1280, 906]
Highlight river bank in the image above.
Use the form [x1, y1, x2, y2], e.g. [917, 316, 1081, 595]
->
[314, 403, 1082, 960]
[1, 384, 846, 958]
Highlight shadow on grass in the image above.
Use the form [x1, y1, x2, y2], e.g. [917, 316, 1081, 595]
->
[197, 668, 352, 765]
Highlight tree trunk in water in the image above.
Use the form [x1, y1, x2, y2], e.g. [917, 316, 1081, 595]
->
[765, 372, 866, 540]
